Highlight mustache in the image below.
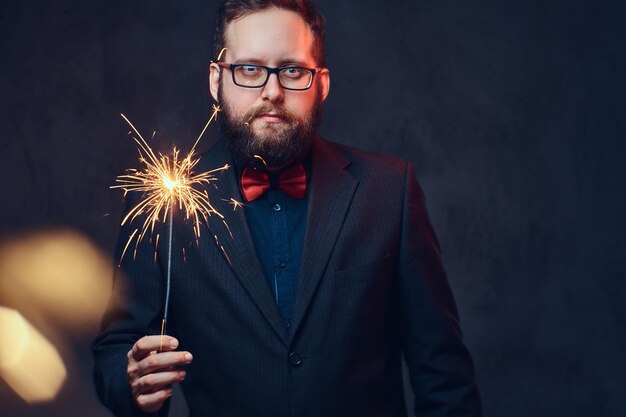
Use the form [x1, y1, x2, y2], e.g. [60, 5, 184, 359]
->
[243, 104, 296, 124]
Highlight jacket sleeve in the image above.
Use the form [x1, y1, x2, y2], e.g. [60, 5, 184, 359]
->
[398, 163, 482, 416]
[91, 194, 171, 417]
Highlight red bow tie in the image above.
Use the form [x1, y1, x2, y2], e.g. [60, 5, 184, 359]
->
[240, 163, 307, 202]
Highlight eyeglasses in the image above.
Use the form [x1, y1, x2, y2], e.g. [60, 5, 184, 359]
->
[215, 62, 322, 91]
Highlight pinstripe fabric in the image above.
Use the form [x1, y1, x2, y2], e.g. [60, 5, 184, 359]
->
[93, 136, 482, 417]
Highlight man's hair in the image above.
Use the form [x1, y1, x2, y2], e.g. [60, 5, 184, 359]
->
[213, 0, 326, 67]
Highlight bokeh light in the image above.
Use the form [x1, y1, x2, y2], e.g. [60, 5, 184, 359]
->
[0, 307, 67, 403]
[0, 230, 112, 330]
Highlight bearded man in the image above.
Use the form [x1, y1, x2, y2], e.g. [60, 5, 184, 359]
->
[93, 1, 482, 416]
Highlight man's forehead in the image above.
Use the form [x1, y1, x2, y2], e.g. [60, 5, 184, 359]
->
[223, 7, 316, 65]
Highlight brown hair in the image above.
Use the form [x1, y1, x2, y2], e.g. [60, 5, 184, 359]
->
[213, 0, 326, 67]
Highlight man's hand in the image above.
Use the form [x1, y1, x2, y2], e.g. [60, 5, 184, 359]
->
[127, 335, 193, 413]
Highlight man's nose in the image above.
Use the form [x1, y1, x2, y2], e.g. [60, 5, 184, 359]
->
[260, 73, 284, 103]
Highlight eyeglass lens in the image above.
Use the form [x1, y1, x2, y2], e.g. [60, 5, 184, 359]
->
[233, 65, 313, 90]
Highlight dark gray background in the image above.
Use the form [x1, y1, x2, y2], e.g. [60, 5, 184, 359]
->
[1, 1, 625, 416]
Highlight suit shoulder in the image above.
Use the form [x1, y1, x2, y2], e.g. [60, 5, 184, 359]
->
[323, 139, 410, 179]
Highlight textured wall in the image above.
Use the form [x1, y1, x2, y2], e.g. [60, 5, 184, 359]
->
[1, 1, 625, 416]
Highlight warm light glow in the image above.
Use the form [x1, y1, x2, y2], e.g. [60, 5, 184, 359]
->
[0, 230, 112, 330]
[113, 105, 229, 263]
[0, 307, 67, 403]
[163, 176, 180, 191]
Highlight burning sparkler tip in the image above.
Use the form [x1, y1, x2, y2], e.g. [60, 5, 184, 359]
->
[114, 112, 227, 263]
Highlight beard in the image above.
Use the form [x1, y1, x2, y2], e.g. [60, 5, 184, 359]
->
[217, 85, 322, 171]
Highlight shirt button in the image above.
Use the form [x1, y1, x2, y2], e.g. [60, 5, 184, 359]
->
[279, 260, 287, 268]
[289, 352, 303, 367]
[273, 203, 282, 212]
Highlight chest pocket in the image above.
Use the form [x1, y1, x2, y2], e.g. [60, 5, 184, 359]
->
[333, 254, 393, 290]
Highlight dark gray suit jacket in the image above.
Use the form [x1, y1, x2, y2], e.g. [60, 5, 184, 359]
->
[92, 136, 482, 417]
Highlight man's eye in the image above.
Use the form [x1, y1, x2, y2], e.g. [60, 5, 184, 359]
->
[241, 66, 259, 73]
[282, 68, 305, 78]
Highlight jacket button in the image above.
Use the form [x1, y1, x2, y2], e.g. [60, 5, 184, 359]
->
[289, 352, 303, 367]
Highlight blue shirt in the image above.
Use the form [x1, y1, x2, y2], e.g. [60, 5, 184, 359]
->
[241, 166, 310, 331]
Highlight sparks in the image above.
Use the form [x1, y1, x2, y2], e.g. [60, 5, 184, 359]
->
[253, 154, 268, 168]
[216, 47, 228, 61]
[224, 198, 244, 211]
[113, 104, 227, 263]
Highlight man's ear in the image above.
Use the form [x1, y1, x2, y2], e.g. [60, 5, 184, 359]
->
[318, 68, 330, 102]
[208, 63, 221, 102]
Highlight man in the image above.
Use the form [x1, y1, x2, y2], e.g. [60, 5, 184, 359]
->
[93, 1, 482, 416]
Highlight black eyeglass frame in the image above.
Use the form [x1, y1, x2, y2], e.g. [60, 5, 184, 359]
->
[214, 62, 322, 91]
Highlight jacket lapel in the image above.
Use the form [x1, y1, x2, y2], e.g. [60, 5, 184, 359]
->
[290, 137, 358, 337]
[196, 140, 289, 346]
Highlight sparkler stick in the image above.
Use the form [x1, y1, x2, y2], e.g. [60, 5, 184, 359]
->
[112, 105, 235, 350]
[160, 202, 174, 350]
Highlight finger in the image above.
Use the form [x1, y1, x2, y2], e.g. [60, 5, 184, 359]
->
[137, 351, 193, 375]
[131, 335, 179, 361]
[134, 387, 173, 413]
[131, 370, 186, 396]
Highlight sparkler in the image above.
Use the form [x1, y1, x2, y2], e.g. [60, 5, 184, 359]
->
[112, 104, 233, 348]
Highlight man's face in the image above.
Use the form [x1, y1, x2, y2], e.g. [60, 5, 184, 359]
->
[209, 7, 330, 170]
